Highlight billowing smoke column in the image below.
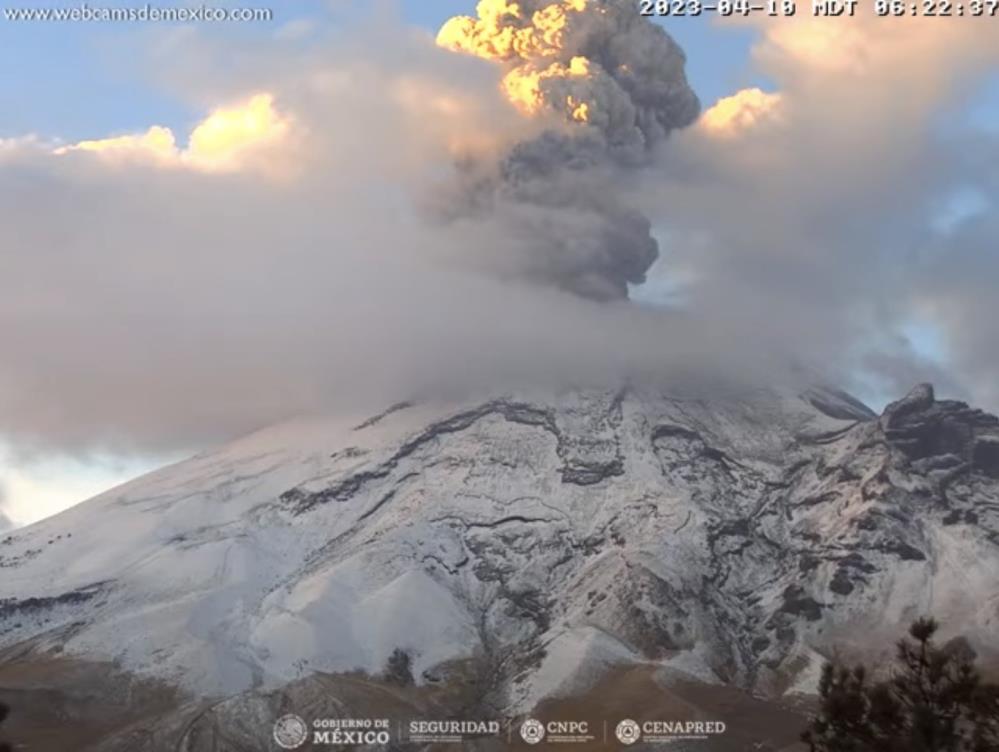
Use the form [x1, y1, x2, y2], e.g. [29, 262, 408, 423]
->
[436, 0, 699, 300]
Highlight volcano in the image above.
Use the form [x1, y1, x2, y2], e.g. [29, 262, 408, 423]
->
[1, 383, 997, 750]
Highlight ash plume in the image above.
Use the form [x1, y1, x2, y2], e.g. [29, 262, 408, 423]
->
[435, 0, 699, 300]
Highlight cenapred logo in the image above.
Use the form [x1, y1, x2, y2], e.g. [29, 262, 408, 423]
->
[520, 718, 546, 745]
[272, 714, 309, 749]
[615, 718, 641, 745]
[628, 718, 727, 744]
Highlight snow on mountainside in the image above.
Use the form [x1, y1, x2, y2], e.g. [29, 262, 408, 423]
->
[1, 383, 998, 726]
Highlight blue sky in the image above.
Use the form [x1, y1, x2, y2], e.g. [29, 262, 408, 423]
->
[0, 1, 763, 141]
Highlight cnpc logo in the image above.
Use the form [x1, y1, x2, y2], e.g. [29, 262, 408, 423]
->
[519, 718, 591, 744]
[519, 718, 546, 744]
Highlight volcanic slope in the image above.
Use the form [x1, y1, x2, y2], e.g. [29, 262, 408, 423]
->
[1, 384, 997, 750]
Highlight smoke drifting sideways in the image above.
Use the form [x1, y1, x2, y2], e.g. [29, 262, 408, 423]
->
[434, 0, 699, 300]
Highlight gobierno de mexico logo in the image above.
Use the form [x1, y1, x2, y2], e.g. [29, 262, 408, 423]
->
[272, 714, 309, 749]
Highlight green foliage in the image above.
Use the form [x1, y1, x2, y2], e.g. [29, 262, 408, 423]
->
[803, 618, 999, 752]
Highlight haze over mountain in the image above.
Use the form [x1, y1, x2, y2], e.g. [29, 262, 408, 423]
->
[2, 0, 999, 528]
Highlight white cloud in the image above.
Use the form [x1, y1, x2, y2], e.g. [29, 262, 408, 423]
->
[635, 7, 999, 408]
[53, 93, 292, 174]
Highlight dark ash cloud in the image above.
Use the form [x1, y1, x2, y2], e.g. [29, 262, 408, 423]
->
[433, 0, 700, 300]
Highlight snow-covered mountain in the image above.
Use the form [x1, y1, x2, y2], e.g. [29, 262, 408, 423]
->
[1, 383, 998, 750]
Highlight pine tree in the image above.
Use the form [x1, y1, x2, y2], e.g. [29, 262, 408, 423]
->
[802, 618, 999, 751]
[0, 700, 12, 752]
[384, 648, 414, 686]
